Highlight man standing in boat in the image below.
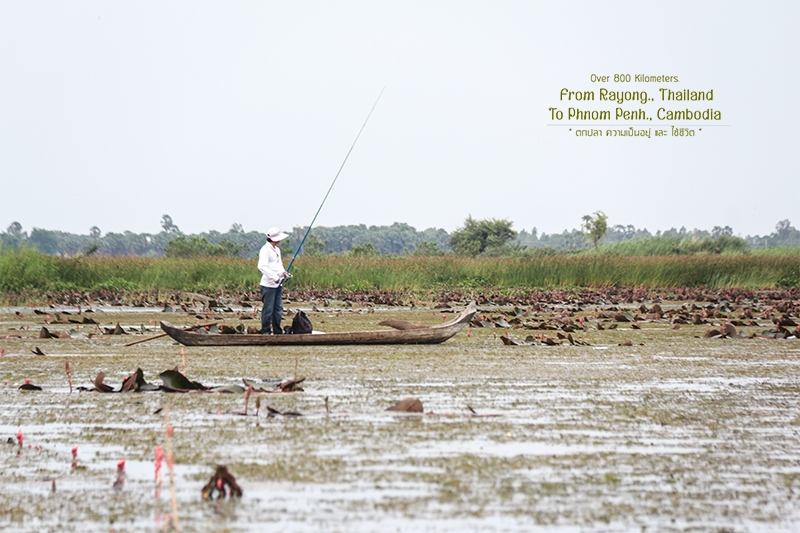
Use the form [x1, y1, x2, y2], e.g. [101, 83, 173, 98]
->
[258, 227, 291, 334]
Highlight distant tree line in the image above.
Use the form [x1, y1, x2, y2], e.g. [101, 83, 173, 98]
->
[516, 219, 800, 251]
[0, 217, 451, 258]
[2, 215, 800, 258]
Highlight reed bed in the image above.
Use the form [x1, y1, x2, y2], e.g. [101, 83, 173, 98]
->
[1, 249, 798, 293]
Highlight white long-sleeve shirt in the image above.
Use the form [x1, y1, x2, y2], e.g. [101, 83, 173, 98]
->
[258, 242, 287, 288]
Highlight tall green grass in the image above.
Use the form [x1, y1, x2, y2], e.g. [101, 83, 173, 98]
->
[1, 249, 798, 293]
[751, 246, 800, 256]
[589, 235, 748, 256]
[291, 255, 799, 289]
[0, 251, 254, 293]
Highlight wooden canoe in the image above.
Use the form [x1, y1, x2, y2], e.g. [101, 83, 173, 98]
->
[159, 302, 477, 346]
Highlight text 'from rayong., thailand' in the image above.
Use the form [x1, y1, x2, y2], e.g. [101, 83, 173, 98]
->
[548, 73, 726, 139]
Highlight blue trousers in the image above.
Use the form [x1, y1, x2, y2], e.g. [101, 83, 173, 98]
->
[260, 285, 283, 334]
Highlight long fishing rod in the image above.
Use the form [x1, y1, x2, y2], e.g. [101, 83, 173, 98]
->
[285, 87, 385, 274]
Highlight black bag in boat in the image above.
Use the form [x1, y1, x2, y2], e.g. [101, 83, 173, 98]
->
[285, 310, 312, 334]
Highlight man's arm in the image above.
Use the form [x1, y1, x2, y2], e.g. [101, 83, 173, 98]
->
[257, 247, 270, 276]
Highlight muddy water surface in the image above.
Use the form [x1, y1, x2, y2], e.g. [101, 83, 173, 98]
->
[1, 306, 799, 531]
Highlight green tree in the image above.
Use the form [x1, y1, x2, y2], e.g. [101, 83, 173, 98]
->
[28, 228, 61, 254]
[302, 234, 325, 256]
[414, 241, 444, 256]
[350, 242, 378, 256]
[165, 236, 242, 257]
[771, 219, 800, 245]
[6, 221, 23, 237]
[711, 225, 733, 238]
[161, 214, 180, 234]
[450, 216, 516, 256]
[581, 211, 608, 248]
[2, 221, 26, 249]
[776, 219, 792, 237]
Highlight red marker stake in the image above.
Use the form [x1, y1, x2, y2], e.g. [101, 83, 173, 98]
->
[154, 444, 164, 498]
[65, 360, 73, 394]
[113, 459, 126, 491]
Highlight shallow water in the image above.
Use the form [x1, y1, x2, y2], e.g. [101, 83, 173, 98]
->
[1, 306, 799, 531]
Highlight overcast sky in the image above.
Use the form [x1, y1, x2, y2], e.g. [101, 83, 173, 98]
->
[1, 1, 797, 236]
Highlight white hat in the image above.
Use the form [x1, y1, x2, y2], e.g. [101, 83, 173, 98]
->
[266, 227, 289, 242]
